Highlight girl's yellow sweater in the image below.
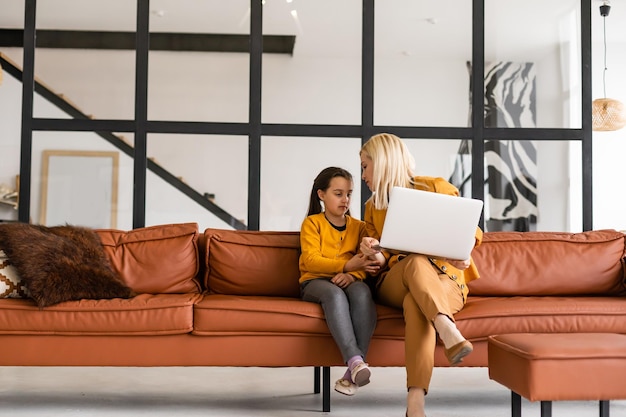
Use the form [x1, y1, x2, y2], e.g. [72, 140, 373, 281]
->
[299, 213, 368, 284]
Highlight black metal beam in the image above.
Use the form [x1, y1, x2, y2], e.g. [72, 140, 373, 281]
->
[581, 0, 593, 231]
[18, 0, 36, 224]
[0, 29, 295, 54]
[247, 0, 262, 231]
[360, 0, 375, 212]
[132, 0, 150, 229]
[471, 0, 486, 229]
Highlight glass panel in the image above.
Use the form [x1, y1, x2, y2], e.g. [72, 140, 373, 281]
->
[32, 131, 134, 230]
[403, 138, 468, 187]
[0, 65, 24, 222]
[374, 0, 472, 127]
[146, 134, 248, 230]
[592, 1, 626, 133]
[485, 0, 581, 129]
[261, 137, 362, 231]
[148, 0, 249, 122]
[262, 0, 361, 124]
[484, 140, 578, 233]
[593, 136, 626, 232]
[33, 0, 136, 120]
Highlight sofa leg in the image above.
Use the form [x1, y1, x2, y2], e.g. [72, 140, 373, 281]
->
[511, 391, 522, 417]
[540, 400, 552, 417]
[600, 400, 610, 417]
[313, 366, 321, 394]
[322, 366, 331, 412]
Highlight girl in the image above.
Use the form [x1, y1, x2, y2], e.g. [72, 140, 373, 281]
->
[358, 133, 483, 417]
[299, 167, 379, 396]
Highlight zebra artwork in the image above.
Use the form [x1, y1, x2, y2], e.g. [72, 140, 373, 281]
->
[450, 61, 538, 232]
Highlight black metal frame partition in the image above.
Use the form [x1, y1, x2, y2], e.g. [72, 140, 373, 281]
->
[17, 0, 593, 231]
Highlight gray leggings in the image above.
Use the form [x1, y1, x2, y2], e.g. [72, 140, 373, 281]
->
[301, 279, 377, 363]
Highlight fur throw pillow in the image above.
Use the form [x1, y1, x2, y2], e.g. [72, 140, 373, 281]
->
[0, 223, 133, 308]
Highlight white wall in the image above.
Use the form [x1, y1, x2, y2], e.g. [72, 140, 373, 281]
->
[4, 38, 622, 232]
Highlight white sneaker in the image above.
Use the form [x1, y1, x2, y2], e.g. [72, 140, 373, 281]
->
[334, 378, 358, 396]
[350, 362, 371, 387]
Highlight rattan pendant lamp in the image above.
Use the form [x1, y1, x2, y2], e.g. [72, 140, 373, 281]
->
[592, 1, 626, 131]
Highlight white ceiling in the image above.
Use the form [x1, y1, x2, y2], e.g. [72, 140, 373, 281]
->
[0, 0, 624, 60]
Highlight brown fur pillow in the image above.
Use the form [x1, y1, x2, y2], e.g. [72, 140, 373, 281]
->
[0, 223, 133, 308]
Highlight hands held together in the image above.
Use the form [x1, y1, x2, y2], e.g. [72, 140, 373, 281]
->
[359, 237, 471, 270]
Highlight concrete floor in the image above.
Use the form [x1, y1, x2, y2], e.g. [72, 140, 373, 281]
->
[0, 366, 625, 417]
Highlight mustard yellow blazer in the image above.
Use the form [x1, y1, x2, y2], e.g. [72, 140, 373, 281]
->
[364, 176, 483, 300]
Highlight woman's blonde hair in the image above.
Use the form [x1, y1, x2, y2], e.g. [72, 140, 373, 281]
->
[360, 133, 416, 209]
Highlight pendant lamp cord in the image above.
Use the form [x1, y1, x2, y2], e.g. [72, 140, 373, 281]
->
[599, 2, 611, 99]
[602, 12, 607, 99]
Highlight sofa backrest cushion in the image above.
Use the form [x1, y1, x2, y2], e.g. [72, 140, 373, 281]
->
[203, 228, 301, 297]
[97, 223, 201, 294]
[469, 229, 626, 296]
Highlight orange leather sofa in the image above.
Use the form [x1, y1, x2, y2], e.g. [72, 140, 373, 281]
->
[1, 223, 625, 412]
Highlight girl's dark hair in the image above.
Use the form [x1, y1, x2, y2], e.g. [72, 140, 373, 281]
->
[307, 167, 353, 216]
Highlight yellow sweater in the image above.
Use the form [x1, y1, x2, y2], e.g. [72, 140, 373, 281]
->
[299, 213, 368, 283]
[364, 176, 483, 300]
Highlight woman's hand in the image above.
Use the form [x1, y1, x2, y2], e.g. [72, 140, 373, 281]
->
[344, 253, 381, 275]
[446, 258, 471, 270]
[360, 237, 380, 257]
[331, 272, 356, 289]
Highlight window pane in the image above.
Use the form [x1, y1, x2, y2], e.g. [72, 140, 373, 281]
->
[262, 0, 361, 124]
[483, 140, 578, 232]
[485, 0, 581, 129]
[374, 1, 472, 127]
[146, 134, 248, 230]
[261, 137, 362, 231]
[33, 0, 136, 120]
[148, 0, 249, 122]
[32, 131, 134, 230]
[593, 135, 626, 231]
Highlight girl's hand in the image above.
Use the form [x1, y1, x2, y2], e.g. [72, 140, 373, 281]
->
[344, 253, 381, 274]
[331, 272, 356, 288]
[446, 258, 471, 270]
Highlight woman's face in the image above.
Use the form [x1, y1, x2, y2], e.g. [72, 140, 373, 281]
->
[360, 153, 374, 192]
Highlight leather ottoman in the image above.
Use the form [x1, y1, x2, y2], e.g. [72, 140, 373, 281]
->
[488, 333, 626, 417]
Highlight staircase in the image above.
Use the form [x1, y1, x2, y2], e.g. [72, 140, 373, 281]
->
[0, 53, 246, 230]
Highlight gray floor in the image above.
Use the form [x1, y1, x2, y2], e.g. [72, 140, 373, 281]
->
[0, 366, 624, 417]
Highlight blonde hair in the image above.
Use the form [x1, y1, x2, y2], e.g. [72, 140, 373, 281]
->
[360, 133, 417, 210]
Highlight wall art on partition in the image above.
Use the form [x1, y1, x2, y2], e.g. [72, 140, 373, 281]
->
[450, 61, 538, 232]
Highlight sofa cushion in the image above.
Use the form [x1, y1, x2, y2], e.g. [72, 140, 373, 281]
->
[97, 223, 201, 294]
[193, 294, 404, 338]
[455, 295, 626, 341]
[203, 229, 301, 297]
[0, 223, 133, 307]
[0, 293, 200, 335]
[469, 230, 626, 296]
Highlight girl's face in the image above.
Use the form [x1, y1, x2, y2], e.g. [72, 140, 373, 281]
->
[318, 176, 353, 219]
[360, 153, 374, 192]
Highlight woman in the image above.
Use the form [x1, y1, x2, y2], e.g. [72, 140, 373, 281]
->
[358, 133, 482, 417]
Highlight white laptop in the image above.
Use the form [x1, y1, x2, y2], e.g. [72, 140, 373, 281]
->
[377, 186, 484, 260]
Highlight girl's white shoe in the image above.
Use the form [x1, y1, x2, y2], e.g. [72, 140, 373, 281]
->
[350, 361, 371, 387]
[334, 378, 358, 396]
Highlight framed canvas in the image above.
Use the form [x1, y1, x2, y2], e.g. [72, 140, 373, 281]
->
[40, 150, 119, 228]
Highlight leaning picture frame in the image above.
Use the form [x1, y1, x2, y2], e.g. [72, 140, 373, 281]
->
[40, 150, 119, 228]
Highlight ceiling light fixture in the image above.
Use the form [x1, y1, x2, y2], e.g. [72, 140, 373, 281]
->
[592, 1, 626, 131]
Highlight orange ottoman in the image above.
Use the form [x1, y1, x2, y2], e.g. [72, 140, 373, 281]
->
[488, 333, 626, 417]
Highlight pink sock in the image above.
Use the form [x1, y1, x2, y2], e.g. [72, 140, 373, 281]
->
[347, 355, 363, 370]
[342, 368, 351, 381]
[344, 355, 363, 382]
